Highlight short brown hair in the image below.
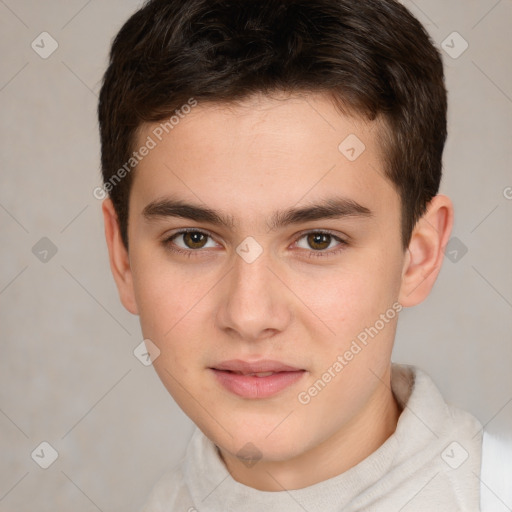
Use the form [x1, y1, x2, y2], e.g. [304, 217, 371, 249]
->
[98, 0, 447, 250]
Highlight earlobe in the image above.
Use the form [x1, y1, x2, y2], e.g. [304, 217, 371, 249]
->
[398, 194, 454, 307]
[102, 198, 139, 315]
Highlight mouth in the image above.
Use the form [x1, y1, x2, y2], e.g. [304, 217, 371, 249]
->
[220, 371, 280, 377]
[209, 359, 306, 399]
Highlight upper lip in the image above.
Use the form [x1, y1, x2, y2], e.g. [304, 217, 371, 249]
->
[211, 359, 303, 374]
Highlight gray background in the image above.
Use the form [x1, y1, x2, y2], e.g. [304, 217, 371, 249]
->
[1, 0, 511, 510]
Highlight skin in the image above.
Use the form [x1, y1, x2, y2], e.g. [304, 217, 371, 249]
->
[102, 92, 454, 491]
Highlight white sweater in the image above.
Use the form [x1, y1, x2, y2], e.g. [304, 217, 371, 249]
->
[141, 364, 483, 511]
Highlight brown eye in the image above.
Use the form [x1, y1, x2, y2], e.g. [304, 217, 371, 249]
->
[164, 230, 217, 253]
[182, 231, 208, 249]
[294, 231, 347, 258]
[306, 233, 333, 251]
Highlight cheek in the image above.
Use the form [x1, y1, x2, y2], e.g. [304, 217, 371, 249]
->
[130, 252, 220, 377]
[131, 259, 207, 390]
[307, 262, 391, 318]
[303, 256, 401, 355]
[129, 249, 195, 338]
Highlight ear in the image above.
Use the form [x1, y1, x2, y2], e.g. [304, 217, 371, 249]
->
[398, 194, 454, 307]
[102, 198, 139, 315]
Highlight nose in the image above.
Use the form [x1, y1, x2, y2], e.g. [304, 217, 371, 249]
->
[215, 245, 292, 343]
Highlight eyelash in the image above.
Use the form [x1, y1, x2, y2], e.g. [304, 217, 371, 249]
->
[161, 228, 348, 259]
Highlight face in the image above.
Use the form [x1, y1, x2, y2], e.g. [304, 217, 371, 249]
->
[114, 92, 410, 478]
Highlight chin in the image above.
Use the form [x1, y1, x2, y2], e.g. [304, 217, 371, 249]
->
[208, 419, 310, 463]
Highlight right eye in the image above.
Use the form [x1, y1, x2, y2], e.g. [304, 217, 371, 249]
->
[162, 229, 220, 256]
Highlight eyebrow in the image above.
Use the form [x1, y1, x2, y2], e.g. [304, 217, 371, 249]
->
[142, 195, 373, 231]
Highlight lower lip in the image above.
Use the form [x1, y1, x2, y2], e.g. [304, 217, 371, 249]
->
[210, 369, 306, 399]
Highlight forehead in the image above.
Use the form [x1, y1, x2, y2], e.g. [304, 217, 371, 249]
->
[130, 92, 398, 228]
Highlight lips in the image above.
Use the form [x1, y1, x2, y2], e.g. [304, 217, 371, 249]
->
[212, 359, 302, 373]
[209, 359, 306, 398]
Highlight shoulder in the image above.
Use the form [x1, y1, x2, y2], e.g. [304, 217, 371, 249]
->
[393, 362, 483, 437]
[480, 431, 512, 511]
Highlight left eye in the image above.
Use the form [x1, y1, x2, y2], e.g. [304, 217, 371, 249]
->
[295, 232, 343, 252]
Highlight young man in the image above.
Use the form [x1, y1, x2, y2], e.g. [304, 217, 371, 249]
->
[98, 0, 484, 509]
